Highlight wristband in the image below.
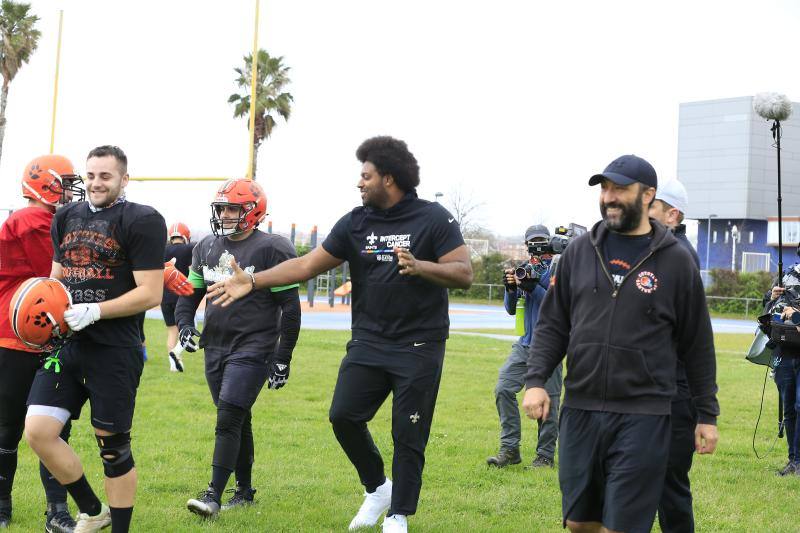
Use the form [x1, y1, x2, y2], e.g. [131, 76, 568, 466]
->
[248, 271, 256, 289]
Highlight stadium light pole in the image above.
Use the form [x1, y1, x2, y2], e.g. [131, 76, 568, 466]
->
[731, 224, 739, 271]
[705, 213, 717, 271]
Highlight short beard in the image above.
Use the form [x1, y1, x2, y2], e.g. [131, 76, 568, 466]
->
[601, 188, 644, 233]
[363, 186, 389, 209]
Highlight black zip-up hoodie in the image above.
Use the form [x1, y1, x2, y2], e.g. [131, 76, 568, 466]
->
[525, 219, 719, 424]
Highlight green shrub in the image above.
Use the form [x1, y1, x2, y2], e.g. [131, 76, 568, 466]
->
[705, 269, 773, 315]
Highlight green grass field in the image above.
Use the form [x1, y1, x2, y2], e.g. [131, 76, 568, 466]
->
[8, 321, 800, 532]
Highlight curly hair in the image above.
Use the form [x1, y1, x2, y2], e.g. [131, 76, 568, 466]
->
[356, 136, 420, 192]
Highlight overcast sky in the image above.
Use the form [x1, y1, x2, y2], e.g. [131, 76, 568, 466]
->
[1, 0, 799, 240]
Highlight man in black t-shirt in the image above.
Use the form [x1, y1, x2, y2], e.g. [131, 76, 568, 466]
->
[25, 145, 167, 533]
[162, 222, 194, 371]
[207, 137, 472, 533]
[175, 178, 301, 520]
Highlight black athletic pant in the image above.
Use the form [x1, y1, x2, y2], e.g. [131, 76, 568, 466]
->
[328, 339, 445, 517]
[658, 398, 697, 533]
[0, 347, 69, 503]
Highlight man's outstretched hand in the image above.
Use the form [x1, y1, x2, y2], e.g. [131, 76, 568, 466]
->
[208, 259, 253, 306]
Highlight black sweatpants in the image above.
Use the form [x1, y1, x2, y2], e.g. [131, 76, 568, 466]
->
[328, 339, 445, 517]
[0, 347, 69, 503]
[658, 398, 697, 533]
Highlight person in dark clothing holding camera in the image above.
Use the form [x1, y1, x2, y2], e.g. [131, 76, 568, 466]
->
[649, 178, 701, 532]
[523, 155, 719, 533]
[487, 225, 561, 469]
[764, 248, 800, 476]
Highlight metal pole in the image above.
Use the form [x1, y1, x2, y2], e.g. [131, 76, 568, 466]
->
[775, 120, 784, 286]
[307, 225, 317, 307]
[341, 262, 349, 304]
[49, 10, 64, 153]
[246, 0, 260, 180]
[290, 223, 296, 245]
[705, 215, 711, 270]
[328, 267, 335, 308]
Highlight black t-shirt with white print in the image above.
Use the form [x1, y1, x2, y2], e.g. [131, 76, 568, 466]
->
[322, 192, 465, 343]
[51, 201, 167, 347]
[189, 231, 297, 353]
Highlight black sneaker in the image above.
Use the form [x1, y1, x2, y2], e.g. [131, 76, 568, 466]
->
[777, 461, 798, 477]
[486, 447, 521, 467]
[187, 484, 221, 518]
[0, 496, 10, 528]
[530, 455, 555, 468]
[45, 502, 76, 533]
[221, 483, 256, 511]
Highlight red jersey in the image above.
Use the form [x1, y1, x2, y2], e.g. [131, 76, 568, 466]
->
[0, 206, 54, 352]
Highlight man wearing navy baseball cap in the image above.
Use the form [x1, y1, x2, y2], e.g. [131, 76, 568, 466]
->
[524, 154, 719, 533]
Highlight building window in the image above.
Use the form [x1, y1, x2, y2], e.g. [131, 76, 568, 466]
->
[767, 220, 800, 245]
[713, 231, 718, 244]
[749, 231, 754, 244]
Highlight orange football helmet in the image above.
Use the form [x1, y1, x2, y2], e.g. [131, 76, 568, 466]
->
[22, 155, 84, 206]
[9, 277, 72, 351]
[168, 222, 191, 243]
[210, 178, 268, 237]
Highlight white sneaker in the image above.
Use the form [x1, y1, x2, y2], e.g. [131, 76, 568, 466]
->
[348, 478, 392, 530]
[382, 514, 408, 533]
[74, 503, 111, 532]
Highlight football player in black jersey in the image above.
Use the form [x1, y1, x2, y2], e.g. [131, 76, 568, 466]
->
[25, 145, 167, 533]
[208, 137, 472, 533]
[175, 178, 301, 519]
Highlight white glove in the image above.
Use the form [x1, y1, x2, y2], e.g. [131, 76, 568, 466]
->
[64, 303, 101, 332]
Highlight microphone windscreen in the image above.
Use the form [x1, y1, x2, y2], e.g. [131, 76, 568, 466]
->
[754, 92, 793, 122]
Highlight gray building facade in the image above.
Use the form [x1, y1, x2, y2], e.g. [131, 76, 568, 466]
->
[678, 96, 800, 272]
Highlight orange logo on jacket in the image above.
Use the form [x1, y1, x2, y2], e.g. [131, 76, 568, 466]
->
[635, 271, 658, 294]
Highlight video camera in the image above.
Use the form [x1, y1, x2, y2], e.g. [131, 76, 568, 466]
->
[508, 223, 586, 292]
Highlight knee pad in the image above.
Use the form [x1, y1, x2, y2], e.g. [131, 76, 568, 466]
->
[95, 432, 134, 478]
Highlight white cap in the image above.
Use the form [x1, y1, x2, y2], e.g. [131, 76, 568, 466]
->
[656, 179, 688, 214]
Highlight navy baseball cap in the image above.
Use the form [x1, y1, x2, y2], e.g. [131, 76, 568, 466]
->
[525, 225, 550, 242]
[588, 154, 657, 188]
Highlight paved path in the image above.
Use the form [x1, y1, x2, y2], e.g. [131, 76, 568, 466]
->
[146, 299, 755, 336]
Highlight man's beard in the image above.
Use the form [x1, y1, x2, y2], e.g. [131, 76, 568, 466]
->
[601, 189, 644, 233]
[362, 186, 389, 209]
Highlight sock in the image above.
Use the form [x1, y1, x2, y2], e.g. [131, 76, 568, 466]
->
[234, 411, 254, 488]
[64, 475, 101, 516]
[0, 448, 16, 499]
[210, 467, 231, 501]
[211, 400, 247, 495]
[110, 506, 133, 533]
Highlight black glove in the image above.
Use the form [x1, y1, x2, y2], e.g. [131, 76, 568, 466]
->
[268, 360, 290, 390]
[179, 326, 201, 352]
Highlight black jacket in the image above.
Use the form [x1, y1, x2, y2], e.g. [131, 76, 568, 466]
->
[526, 219, 719, 424]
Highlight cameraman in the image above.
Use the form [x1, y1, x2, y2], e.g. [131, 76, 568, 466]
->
[487, 225, 562, 468]
[765, 245, 800, 477]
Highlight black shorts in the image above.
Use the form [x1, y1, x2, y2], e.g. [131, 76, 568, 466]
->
[0, 347, 43, 442]
[204, 348, 270, 409]
[559, 407, 670, 533]
[27, 340, 144, 433]
[160, 302, 177, 327]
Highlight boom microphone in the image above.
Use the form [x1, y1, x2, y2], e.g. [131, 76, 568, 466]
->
[754, 92, 793, 122]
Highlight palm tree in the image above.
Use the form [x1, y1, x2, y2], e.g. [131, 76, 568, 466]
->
[228, 49, 293, 180]
[0, 0, 39, 164]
